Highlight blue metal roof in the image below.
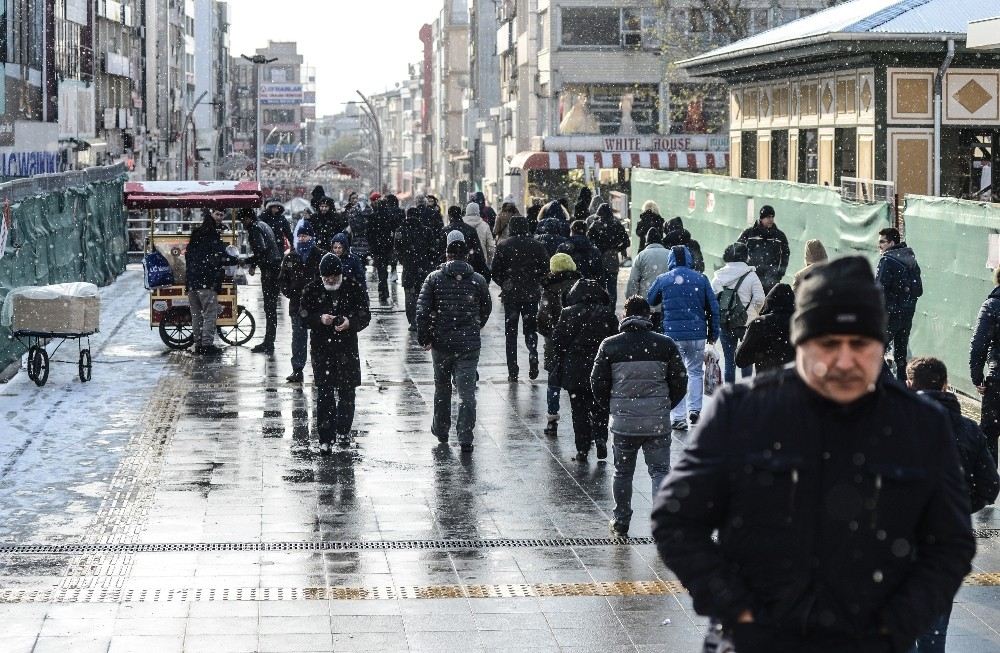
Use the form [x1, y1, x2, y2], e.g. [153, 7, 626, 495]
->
[683, 0, 1000, 66]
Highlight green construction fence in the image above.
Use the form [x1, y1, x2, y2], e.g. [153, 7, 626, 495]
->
[630, 169, 1000, 394]
[0, 164, 128, 372]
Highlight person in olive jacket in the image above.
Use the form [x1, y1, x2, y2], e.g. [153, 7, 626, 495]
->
[492, 215, 550, 381]
[552, 279, 618, 462]
[734, 283, 796, 374]
[278, 219, 324, 383]
[299, 253, 371, 452]
[537, 253, 582, 438]
[653, 257, 975, 653]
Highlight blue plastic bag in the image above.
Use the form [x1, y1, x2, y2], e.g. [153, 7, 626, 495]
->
[143, 250, 175, 289]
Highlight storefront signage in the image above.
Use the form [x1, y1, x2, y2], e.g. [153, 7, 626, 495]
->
[1, 151, 63, 178]
[260, 84, 303, 105]
[544, 134, 730, 152]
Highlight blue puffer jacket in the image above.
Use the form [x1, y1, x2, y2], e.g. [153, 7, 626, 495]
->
[646, 245, 720, 342]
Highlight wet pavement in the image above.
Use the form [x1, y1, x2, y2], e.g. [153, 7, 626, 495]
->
[1, 267, 999, 652]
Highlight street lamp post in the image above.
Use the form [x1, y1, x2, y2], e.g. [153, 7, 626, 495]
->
[355, 90, 383, 193]
[241, 54, 279, 181]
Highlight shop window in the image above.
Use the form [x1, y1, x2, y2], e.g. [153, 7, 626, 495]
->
[837, 79, 857, 114]
[835, 128, 857, 186]
[559, 84, 659, 135]
[741, 132, 758, 180]
[798, 129, 819, 184]
[561, 7, 620, 47]
[771, 130, 789, 180]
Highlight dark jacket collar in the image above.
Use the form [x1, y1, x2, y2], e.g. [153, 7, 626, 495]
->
[620, 315, 653, 333]
[917, 389, 961, 414]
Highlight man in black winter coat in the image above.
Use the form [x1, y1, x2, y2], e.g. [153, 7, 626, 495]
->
[906, 356, 998, 652]
[261, 199, 294, 253]
[653, 257, 975, 653]
[552, 279, 618, 462]
[737, 205, 790, 293]
[557, 220, 605, 281]
[588, 204, 630, 308]
[876, 227, 923, 381]
[240, 208, 284, 354]
[368, 194, 404, 303]
[971, 267, 1000, 465]
[300, 253, 371, 451]
[417, 232, 492, 453]
[492, 216, 549, 381]
[663, 216, 705, 273]
[398, 207, 444, 329]
[185, 211, 240, 355]
[313, 196, 348, 250]
[591, 296, 687, 536]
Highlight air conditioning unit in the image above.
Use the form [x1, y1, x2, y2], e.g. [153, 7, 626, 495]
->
[622, 32, 642, 48]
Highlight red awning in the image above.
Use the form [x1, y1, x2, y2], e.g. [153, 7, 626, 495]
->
[124, 181, 263, 209]
[508, 151, 730, 172]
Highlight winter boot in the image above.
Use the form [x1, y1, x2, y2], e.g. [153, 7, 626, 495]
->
[543, 415, 558, 437]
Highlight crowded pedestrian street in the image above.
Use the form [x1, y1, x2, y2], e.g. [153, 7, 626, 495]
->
[0, 271, 998, 653]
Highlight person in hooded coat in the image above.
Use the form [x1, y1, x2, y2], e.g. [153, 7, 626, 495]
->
[635, 201, 664, 253]
[398, 206, 445, 329]
[313, 196, 348, 249]
[417, 233, 493, 453]
[875, 227, 923, 381]
[184, 210, 241, 355]
[473, 191, 497, 231]
[573, 187, 593, 223]
[330, 232, 368, 290]
[261, 199, 294, 253]
[737, 205, 790, 293]
[626, 228, 672, 330]
[552, 279, 619, 462]
[538, 253, 582, 438]
[587, 203, 630, 309]
[369, 194, 404, 303]
[711, 242, 766, 383]
[300, 253, 371, 451]
[492, 215, 550, 381]
[463, 202, 496, 266]
[535, 202, 569, 256]
[969, 266, 1000, 464]
[646, 245, 720, 431]
[446, 205, 491, 284]
[663, 216, 705, 273]
[735, 283, 796, 373]
[792, 239, 828, 291]
[309, 185, 327, 212]
[279, 219, 325, 383]
[557, 220, 605, 281]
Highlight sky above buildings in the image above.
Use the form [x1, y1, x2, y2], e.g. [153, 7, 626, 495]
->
[227, 0, 447, 118]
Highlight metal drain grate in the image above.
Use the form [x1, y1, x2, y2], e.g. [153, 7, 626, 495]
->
[0, 580, 686, 604]
[974, 528, 1000, 539]
[0, 536, 654, 556]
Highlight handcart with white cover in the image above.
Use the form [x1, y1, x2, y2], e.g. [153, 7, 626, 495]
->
[1, 282, 100, 386]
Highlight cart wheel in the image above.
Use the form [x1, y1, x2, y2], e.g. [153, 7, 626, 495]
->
[30, 347, 49, 387]
[79, 349, 92, 383]
[158, 306, 194, 350]
[217, 305, 256, 346]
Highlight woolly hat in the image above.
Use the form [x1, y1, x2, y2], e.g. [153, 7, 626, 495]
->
[791, 256, 886, 345]
[804, 239, 828, 265]
[549, 253, 577, 274]
[465, 202, 480, 218]
[319, 253, 342, 277]
[446, 230, 466, 246]
[296, 219, 315, 238]
[759, 205, 776, 219]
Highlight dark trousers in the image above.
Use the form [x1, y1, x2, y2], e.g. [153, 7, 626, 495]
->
[261, 267, 281, 347]
[910, 609, 951, 653]
[290, 312, 308, 372]
[316, 384, 356, 444]
[720, 328, 751, 383]
[404, 286, 419, 326]
[373, 254, 391, 300]
[503, 301, 539, 375]
[604, 275, 618, 310]
[886, 308, 915, 381]
[612, 435, 671, 524]
[568, 385, 608, 454]
[431, 348, 480, 444]
[981, 378, 1000, 464]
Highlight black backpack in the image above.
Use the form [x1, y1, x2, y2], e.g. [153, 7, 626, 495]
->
[717, 272, 752, 332]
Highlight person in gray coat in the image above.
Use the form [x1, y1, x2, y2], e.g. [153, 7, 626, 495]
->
[591, 296, 688, 536]
[416, 231, 493, 453]
[624, 228, 672, 329]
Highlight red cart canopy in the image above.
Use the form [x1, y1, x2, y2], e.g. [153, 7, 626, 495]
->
[124, 180, 264, 209]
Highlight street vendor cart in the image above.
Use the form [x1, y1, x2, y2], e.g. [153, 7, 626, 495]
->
[123, 181, 262, 350]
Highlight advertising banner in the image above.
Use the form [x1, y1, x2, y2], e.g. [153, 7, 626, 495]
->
[259, 84, 303, 105]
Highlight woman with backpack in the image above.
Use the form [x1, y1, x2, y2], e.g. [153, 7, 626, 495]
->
[710, 242, 765, 383]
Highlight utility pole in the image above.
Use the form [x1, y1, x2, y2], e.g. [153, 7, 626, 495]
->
[241, 54, 279, 182]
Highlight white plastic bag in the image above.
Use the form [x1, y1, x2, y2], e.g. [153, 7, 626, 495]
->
[704, 349, 723, 396]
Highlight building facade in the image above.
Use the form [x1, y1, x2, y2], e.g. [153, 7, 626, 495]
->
[428, 0, 470, 202]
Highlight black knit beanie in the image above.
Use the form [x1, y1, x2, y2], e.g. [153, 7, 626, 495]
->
[790, 256, 886, 345]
